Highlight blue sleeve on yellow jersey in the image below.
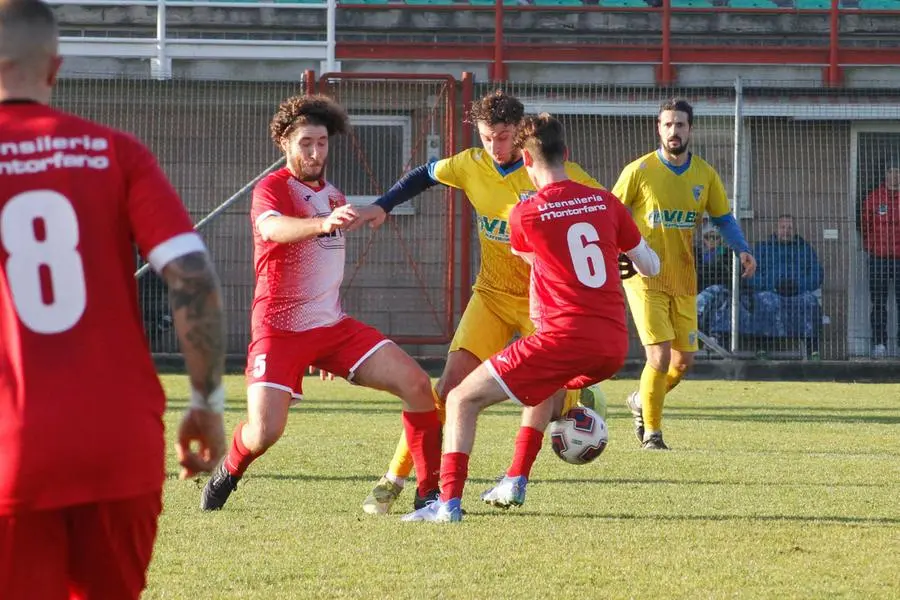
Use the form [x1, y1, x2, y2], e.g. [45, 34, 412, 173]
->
[426, 161, 440, 182]
[374, 161, 440, 213]
[711, 214, 751, 254]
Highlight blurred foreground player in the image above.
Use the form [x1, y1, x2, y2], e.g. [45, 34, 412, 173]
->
[199, 94, 442, 511]
[403, 113, 659, 522]
[0, 1, 227, 597]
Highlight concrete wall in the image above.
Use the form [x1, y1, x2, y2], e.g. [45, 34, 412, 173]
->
[52, 5, 900, 87]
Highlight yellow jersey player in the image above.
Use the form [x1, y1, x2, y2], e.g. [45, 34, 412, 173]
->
[613, 98, 757, 450]
[354, 91, 605, 513]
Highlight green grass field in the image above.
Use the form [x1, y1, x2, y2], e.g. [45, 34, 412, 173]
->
[146, 376, 900, 599]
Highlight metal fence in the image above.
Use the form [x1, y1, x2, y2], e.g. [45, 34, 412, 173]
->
[50, 72, 900, 361]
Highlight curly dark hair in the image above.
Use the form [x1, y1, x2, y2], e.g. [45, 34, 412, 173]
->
[467, 90, 525, 127]
[658, 97, 694, 126]
[269, 94, 349, 147]
[515, 112, 566, 165]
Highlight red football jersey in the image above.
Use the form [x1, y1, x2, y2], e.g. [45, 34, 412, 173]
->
[250, 168, 348, 336]
[509, 180, 641, 353]
[0, 101, 204, 515]
[861, 186, 900, 257]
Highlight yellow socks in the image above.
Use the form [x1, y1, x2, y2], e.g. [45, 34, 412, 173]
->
[666, 365, 686, 392]
[387, 386, 445, 481]
[639, 363, 668, 434]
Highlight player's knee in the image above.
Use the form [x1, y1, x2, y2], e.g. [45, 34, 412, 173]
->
[444, 387, 470, 415]
[439, 350, 480, 398]
[243, 418, 285, 453]
[646, 346, 671, 372]
[676, 355, 694, 371]
[401, 368, 434, 411]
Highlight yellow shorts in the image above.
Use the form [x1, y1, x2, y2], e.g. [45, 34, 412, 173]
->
[449, 290, 533, 361]
[624, 287, 699, 352]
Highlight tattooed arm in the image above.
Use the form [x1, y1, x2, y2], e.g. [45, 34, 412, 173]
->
[161, 251, 227, 478]
[161, 251, 226, 405]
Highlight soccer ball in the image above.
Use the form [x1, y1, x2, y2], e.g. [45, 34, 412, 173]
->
[550, 406, 608, 465]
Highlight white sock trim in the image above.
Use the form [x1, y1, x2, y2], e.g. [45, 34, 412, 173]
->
[385, 473, 406, 487]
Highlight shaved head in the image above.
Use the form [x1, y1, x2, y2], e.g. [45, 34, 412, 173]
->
[0, 0, 60, 100]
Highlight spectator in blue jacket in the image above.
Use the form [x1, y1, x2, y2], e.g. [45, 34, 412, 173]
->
[747, 214, 824, 357]
[696, 223, 733, 334]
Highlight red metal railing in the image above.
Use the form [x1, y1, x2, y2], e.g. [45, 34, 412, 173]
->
[338, 0, 899, 86]
[459, 71, 474, 311]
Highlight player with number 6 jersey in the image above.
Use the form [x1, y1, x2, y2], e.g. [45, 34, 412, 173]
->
[355, 90, 607, 515]
[403, 113, 659, 523]
[0, 2, 227, 598]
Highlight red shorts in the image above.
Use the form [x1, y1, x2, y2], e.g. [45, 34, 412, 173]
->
[0, 491, 162, 600]
[246, 317, 390, 400]
[486, 331, 625, 406]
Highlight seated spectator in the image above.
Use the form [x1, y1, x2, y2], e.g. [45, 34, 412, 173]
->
[746, 214, 824, 357]
[696, 223, 733, 333]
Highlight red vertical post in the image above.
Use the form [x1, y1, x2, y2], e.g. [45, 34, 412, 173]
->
[303, 69, 316, 95]
[459, 72, 475, 311]
[827, 0, 842, 86]
[444, 77, 457, 337]
[492, 0, 506, 82]
[660, 0, 674, 86]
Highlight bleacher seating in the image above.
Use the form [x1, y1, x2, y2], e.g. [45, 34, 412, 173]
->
[726, 0, 779, 7]
[671, 0, 716, 8]
[793, 0, 832, 8]
[857, 0, 900, 9]
[331, 0, 899, 8]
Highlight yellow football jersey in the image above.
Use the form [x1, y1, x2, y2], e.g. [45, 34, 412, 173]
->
[430, 148, 601, 298]
[612, 149, 731, 296]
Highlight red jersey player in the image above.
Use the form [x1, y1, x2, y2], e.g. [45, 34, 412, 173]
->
[403, 113, 659, 523]
[200, 94, 443, 512]
[0, 1, 227, 597]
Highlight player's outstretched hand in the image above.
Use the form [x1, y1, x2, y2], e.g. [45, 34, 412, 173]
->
[322, 204, 359, 234]
[308, 365, 336, 381]
[175, 408, 226, 480]
[739, 252, 757, 279]
[347, 204, 388, 231]
[618, 253, 637, 280]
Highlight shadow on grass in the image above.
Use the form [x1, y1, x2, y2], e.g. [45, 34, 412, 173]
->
[667, 410, 900, 425]
[169, 472, 383, 484]
[526, 477, 893, 488]
[169, 472, 893, 490]
[165, 402, 404, 416]
[488, 511, 900, 526]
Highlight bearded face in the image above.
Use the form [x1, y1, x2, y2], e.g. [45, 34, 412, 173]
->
[282, 123, 329, 182]
[657, 109, 692, 158]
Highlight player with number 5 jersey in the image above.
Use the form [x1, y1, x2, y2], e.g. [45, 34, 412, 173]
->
[198, 93, 443, 515]
[403, 113, 659, 523]
[0, 2, 227, 598]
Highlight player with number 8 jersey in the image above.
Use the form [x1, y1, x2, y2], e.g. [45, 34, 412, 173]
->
[0, 2, 228, 597]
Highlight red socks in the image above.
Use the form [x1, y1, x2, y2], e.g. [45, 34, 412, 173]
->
[439, 452, 470, 502]
[506, 426, 544, 479]
[223, 422, 256, 478]
[401, 410, 442, 497]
